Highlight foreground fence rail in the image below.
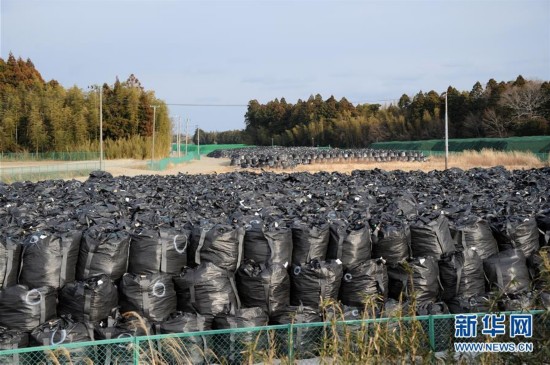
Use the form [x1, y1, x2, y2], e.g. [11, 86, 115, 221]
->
[1, 310, 548, 364]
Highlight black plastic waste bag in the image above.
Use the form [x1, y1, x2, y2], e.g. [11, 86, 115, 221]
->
[410, 215, 455, 260]
[0, 237, 21, 289]
[408, 256, 440, 305]
[119, 272, 177, 322]
[213, 307, 269, 365]
[77, 224, 131, 281]
[173, 262, 240, 316]
[290, 259, 343, 307]
[0, 285, 57, 331]
[269, 305, 323, 360]
[58, 274, 118, 322]
[129, 227, 190, 275]
[371, 220, 411, 265]
[236, 260, 290, 315]
[30, 315, 93, 346]
[491, 216, 540, 259]
[328, 219, 371, 269]
[189, 223, 244, 272]
[159, 312, 210, 365]
[339, 258, 388, 308]
[291, 221, 330, 265]
[0, 326, 29, 350]
[243, 220, 292, 266]
[19, 229, 81, 289]
[452, 218, 498, 260]
[484, 249, 530, 295]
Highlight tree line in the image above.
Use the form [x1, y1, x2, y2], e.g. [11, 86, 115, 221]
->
[240, 76, 550, 147]
[0, 54, 171, 158]
[2, 53, 549, 155]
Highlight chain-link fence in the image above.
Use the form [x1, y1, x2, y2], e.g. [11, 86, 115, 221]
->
[148, 153, 199, 171]
[1, 310, 548, 364]
[0, 162, 100, 183]
[370, 136, 550, 155]
[416, 149, 549, 161]
[150, 144, 255, 171]
[171, 144, 251, 154]
[1, 152, 100, 161]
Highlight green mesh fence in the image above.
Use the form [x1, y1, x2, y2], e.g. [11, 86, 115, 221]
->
[148, 152, 199, 171]
[150, 144, 253, 170]
[1, 310, 547, 364]
[171, 144, 250, 154]
[371, 136, 550, 155]
[0, 152, 100, 161]
[0, 162, 100, 183]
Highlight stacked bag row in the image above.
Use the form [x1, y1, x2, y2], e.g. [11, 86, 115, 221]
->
[207, 146, 427, 169]
[1, 167, 550, 359]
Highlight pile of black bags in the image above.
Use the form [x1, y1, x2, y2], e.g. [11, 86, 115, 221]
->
[0, 165, 549, 357]
[208, 146, 427, 169]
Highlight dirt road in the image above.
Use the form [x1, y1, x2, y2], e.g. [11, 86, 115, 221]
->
[103, 157, 236, 177]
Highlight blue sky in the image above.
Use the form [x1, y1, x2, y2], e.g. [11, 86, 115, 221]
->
[1, 0, 549, 132]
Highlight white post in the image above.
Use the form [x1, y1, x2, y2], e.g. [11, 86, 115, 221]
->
[177, 115, 181, 157]
[196, 125, 200, 160]
[99, 86, 103, 171]
[445, 92, 448, 170]
[151, 105, 158, 167]
[185, 118, 189, 156]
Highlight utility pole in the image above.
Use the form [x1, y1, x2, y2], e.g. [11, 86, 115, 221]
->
[196, 124, 200, 160]
[99, 86, 103, 171]
[176, 115, 181, 157]
[151, 105, 158, 168]
[88, 84, 103, 170]
[444, 92, 449, 170]
[185, 118, 189, 156]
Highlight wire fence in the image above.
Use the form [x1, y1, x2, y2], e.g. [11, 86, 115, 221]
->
[148, 152, 200, 171]
[0, 152, 100, 161]
[0, 310, 547, 364]
[415, 150, 549, 161]
[0, 162, 100, 183]
[370, 136, 550, 154]
[150, 144, 253, 171]
[171, 144, 250, 154]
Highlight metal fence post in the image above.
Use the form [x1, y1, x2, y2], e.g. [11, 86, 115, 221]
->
[133, 337, 140, 365]
[288, 323, 294, 364]
[428, 315, 435, 351]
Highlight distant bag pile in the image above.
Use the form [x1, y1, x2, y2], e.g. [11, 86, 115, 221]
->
[0, 165, 550, 354]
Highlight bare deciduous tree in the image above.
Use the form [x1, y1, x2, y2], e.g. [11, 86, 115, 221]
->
[500, 81, 548, 121]
[482, 108, 511, 137]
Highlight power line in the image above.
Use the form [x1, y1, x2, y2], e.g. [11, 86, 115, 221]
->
[165, 103, 247, 107]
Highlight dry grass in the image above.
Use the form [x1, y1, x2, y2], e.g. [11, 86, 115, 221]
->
[284, 149, 547, 174]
